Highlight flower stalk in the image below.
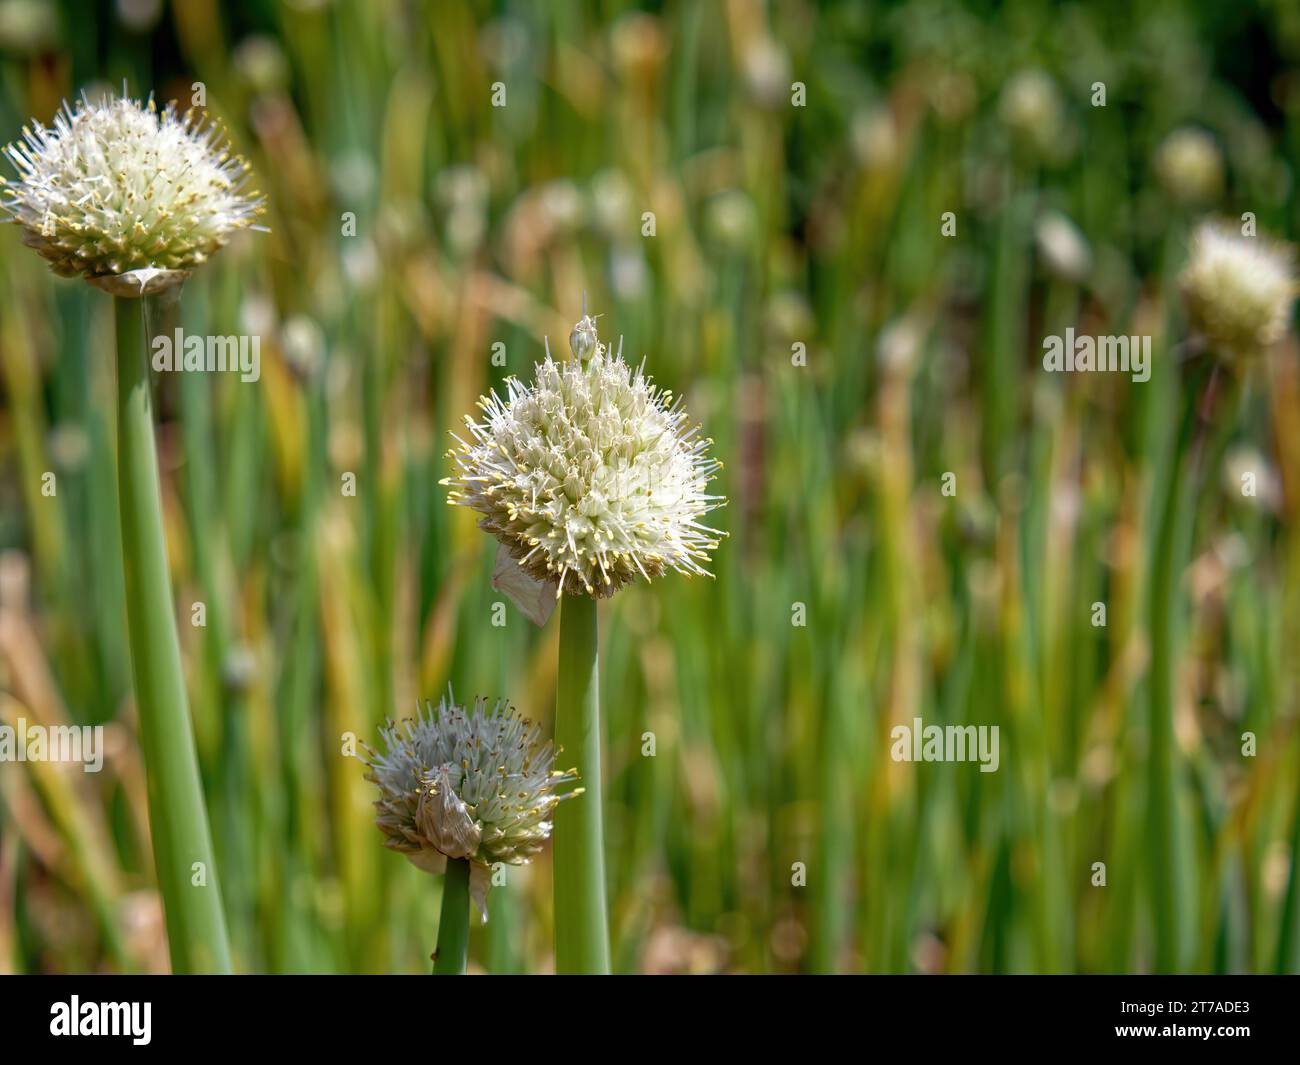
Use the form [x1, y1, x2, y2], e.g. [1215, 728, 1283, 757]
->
[552, 592, 610, 973]
[1148, 219, 1296, 972]
[1146, 358, 1205, 974]
[116, 292, 231, 973]
[1149, 356, 1241, 972]
[433, 857, 471, 975]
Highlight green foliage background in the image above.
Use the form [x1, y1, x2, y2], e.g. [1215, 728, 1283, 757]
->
[1, 0, 1299, 973]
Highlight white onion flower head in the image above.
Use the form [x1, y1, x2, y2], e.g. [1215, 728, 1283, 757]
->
[363, 695, 579, 922]
[1034, 209, 1091, 284]
[443, 311, 726, 599]
[1181, 220, 1296, 360]
[1, 92, 264, 296]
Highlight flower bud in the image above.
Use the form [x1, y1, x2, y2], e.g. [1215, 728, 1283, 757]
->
[569, 314, 599, 361]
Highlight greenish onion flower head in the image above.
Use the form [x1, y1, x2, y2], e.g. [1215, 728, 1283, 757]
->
[1180, 220, 1297, 361]
[443, 311, 726, 599]
[1, 91, 264, 295]
[1155, 127, 1224, 206]
[998, 69, 1063, 159]
[362, 694, 580, 921]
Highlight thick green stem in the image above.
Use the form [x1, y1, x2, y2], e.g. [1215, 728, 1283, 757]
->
[433, 857, 471, 974]
[552, 593, 611, 973]
[114, 294, 231, 974]
[1148, 359, 1217, 974]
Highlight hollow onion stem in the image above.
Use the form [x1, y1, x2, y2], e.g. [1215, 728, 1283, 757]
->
[433, 857, 471, 974]
[552, 593, 610, 973]
[115, 293, 231, 974]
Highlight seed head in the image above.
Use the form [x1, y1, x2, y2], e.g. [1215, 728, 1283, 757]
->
[443, 311, 726, 598]
[362, 695, 579, 921]
[1180, 220, 1296, 360]
[1, 92, 264, 294]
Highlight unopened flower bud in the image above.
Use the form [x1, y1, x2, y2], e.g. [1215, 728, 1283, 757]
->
[569, 314, 599, 361]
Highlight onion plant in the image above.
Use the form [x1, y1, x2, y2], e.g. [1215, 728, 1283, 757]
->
[442, 305, 726, 971]
[1, 91, 264, 972]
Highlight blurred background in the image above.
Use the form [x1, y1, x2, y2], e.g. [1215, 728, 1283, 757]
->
[1, 0, 1300, 974]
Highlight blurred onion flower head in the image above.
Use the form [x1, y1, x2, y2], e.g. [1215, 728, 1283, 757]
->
[1035, 209, 1092, 283]
[0, 0, 58, 54]
[539, 179, 584, 234]
[590, 168, 634, 240]
[705, 189, 756, 251]
[741, 36, 791, 109]
[1155, 128, 1224, 205]
[1181, 221, 1296, 359]
[435, 164, 488, 256]
[850, 105, 899, 171]
[232, 35, 290, 97]
[999, 70, 1062, 154]
[363, 695, 579, 921]
[444, 311, 726, 598]
[1, 92, 263, 295]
